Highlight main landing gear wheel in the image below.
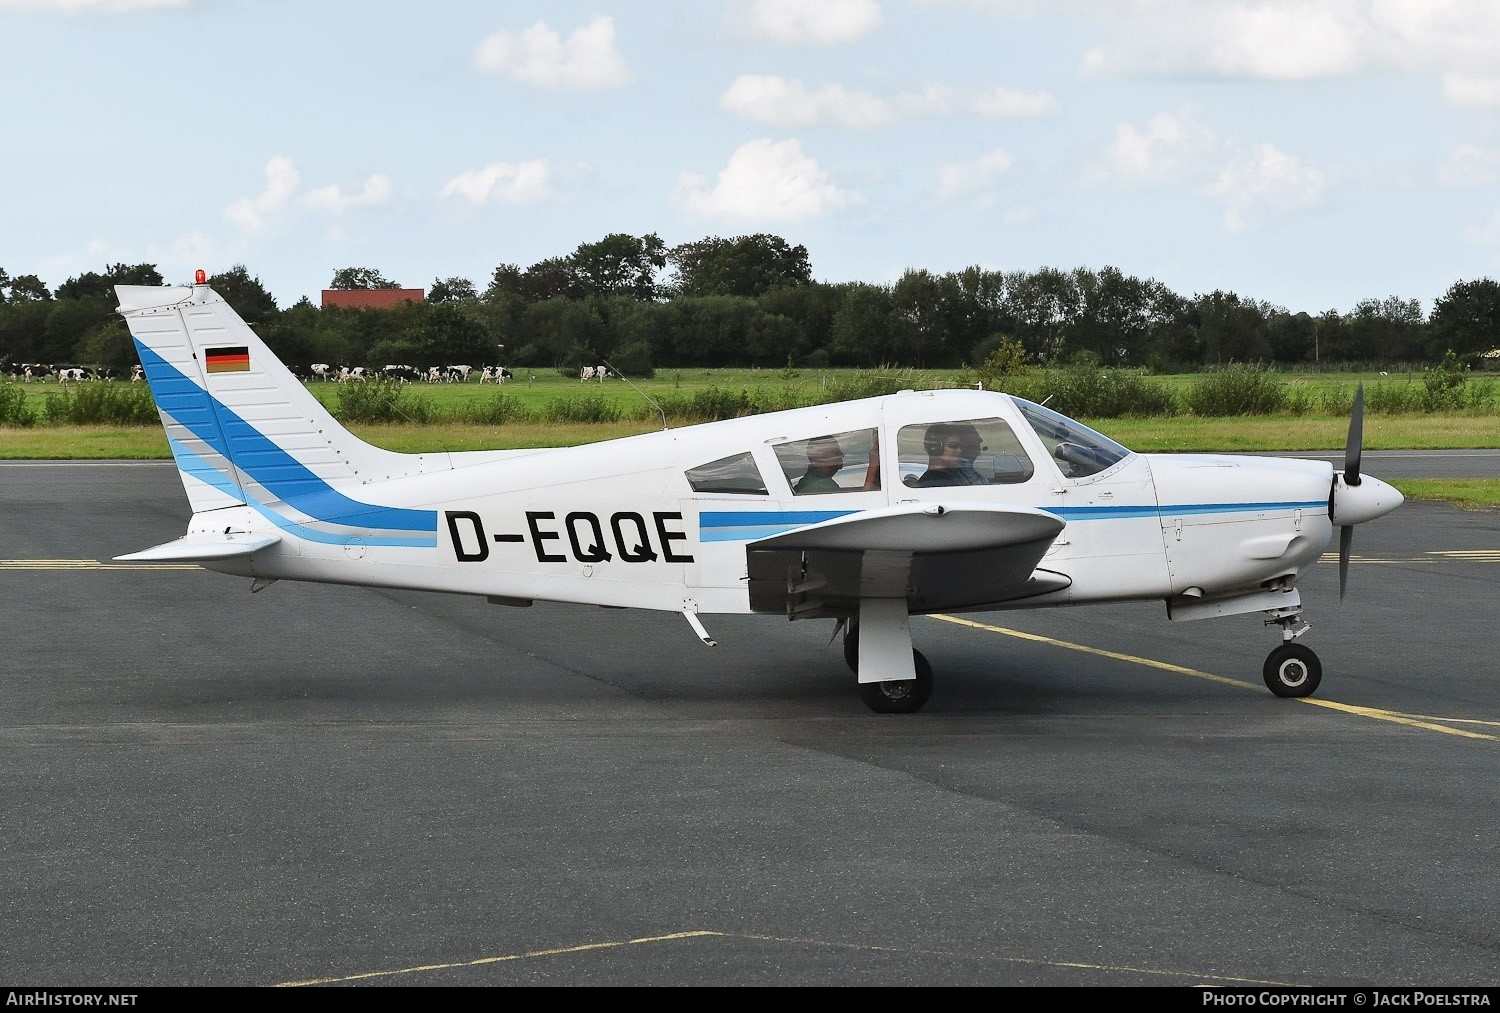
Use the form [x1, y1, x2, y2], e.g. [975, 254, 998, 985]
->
[1263, 643, 1322, 698]
[859, 650, 933, 714]
[842, 627, 859, 673]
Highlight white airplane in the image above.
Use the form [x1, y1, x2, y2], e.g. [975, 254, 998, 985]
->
[112, 278, 1403, 713]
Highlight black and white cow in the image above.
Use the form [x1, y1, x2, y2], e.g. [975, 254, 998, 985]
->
[382, 364, 422, 383]
[479, 366, 514, 384]
[310, 363, 334, 382]
[579, 365, 611, 382]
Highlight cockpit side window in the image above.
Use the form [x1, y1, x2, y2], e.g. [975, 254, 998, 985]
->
[685, 452, 768, 495]
[895, 417, 1035, 488]
[1011, 397, 1131, 479]
[773, 428, 880, 496]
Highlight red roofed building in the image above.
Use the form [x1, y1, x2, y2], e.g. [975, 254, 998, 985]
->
[321, 288, 425, 310]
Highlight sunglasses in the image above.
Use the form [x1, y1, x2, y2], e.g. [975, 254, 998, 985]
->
[942, 440, 964, 450]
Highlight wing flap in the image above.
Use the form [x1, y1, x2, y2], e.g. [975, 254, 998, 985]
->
[746, 503, 1067, 616]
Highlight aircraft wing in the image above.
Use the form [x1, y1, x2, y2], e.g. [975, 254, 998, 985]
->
[745, 502, 1069, 617]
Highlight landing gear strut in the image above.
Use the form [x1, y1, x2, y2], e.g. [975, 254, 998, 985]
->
[1262, 605, 1321, 698]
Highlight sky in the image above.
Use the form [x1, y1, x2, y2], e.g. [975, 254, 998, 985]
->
[3, 0, 1500, 317]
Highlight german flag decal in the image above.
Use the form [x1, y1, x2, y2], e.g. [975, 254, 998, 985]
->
[205, 346, 250, 373]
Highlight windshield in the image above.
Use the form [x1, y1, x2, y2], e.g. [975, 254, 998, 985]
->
[1011, 396, 1132, 479]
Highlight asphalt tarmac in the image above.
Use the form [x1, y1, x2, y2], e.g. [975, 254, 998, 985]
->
[2, 455, 1497, 987]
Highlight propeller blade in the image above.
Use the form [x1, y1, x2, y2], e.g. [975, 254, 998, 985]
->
[1338, 525, 1354, 600]
[1345, 383, 1364, 487]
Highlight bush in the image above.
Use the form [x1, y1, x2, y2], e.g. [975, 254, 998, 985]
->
[335, 377, 437, 424]
[0, 383, 37, 426]
[541, 393, 621, 424]
[1030, 360, 1179, 418]
[40, 381, 158, 425]
[462, 393, 534, 426]
[1185, 363, 1287, 415]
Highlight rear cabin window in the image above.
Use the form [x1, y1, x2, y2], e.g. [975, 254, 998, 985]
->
[685, 452, 769, 495]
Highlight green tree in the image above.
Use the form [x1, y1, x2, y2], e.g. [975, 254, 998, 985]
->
[1192, 290, 1271, 365]
[1003, 267, 1078, 363]
[7, 274, 51, 303]
[1428, 277, 1500, 361]
[657, 296, 762, 366]
[411, 302, 493, 365]
[519, 257, 582, 302]
[329, 267, 401, 290]
[74, 318, 136, 375]
[483, 264, 526, 302]
[0, 297, 52, 362]
[208, 264, 278, 323]
[1065, 266, 1171, 367]
[522, 298, 604, 368]
[758, 282, 843, 361]
[1265, 310, 1317, 364]
[429, 276, 478, 303]
[1347, 296, 1425, 363]
[570, 233, 666, 301]
[667, 234, 811, 298]
[55, 263, 163, 302]
[891, 268, 963, 367]
[830, 283, 900, 367]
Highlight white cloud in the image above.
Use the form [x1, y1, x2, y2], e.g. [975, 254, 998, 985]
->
[1088, 112, 1220, 184]
[1440, 144, 1500, 186]
[935, 149, 1014, 203]
[720, 74, 1056, 127]
[970, 85, 1060, 117]
[674, 138, 859, 221]
[720, 75, 893, 127]
[301, 174, 393, 214]
[1081, 1, 1367, 79]
[1442, 72, 1500, 107]
[736, 0, 882, 46]
[1071, 0, 1500, 90]
[224, 156, 300, 232]
[473, 15, 631, 90]
[440, 159, 557, 205]
[1202, 142, 1326, 232]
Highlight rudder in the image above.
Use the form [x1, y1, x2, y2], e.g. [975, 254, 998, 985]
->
[115, 281, 428, 519]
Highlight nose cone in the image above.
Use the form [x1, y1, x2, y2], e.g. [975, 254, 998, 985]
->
[1330, 473, 1403, 526]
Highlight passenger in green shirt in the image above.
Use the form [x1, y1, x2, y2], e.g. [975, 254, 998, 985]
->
[794, 436, 845, 494]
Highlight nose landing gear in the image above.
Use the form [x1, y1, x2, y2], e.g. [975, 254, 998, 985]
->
[1263, 605, 1321, 698]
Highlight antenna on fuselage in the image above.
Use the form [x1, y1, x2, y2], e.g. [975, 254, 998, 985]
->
[603, 360, 668, 431]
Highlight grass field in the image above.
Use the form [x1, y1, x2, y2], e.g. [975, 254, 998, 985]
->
[5, 365, 1469, 419]
[3, 368, 1496, 509]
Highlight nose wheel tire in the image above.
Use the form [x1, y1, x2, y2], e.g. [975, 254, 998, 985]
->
[1263, 643, 1322, 698]
[859, 650, 933, 714]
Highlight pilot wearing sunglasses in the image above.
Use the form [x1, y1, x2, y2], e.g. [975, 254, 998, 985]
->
[917, 422, 987, 487]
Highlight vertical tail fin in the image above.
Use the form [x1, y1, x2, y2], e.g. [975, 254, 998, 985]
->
[116, 280, 437, 523]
